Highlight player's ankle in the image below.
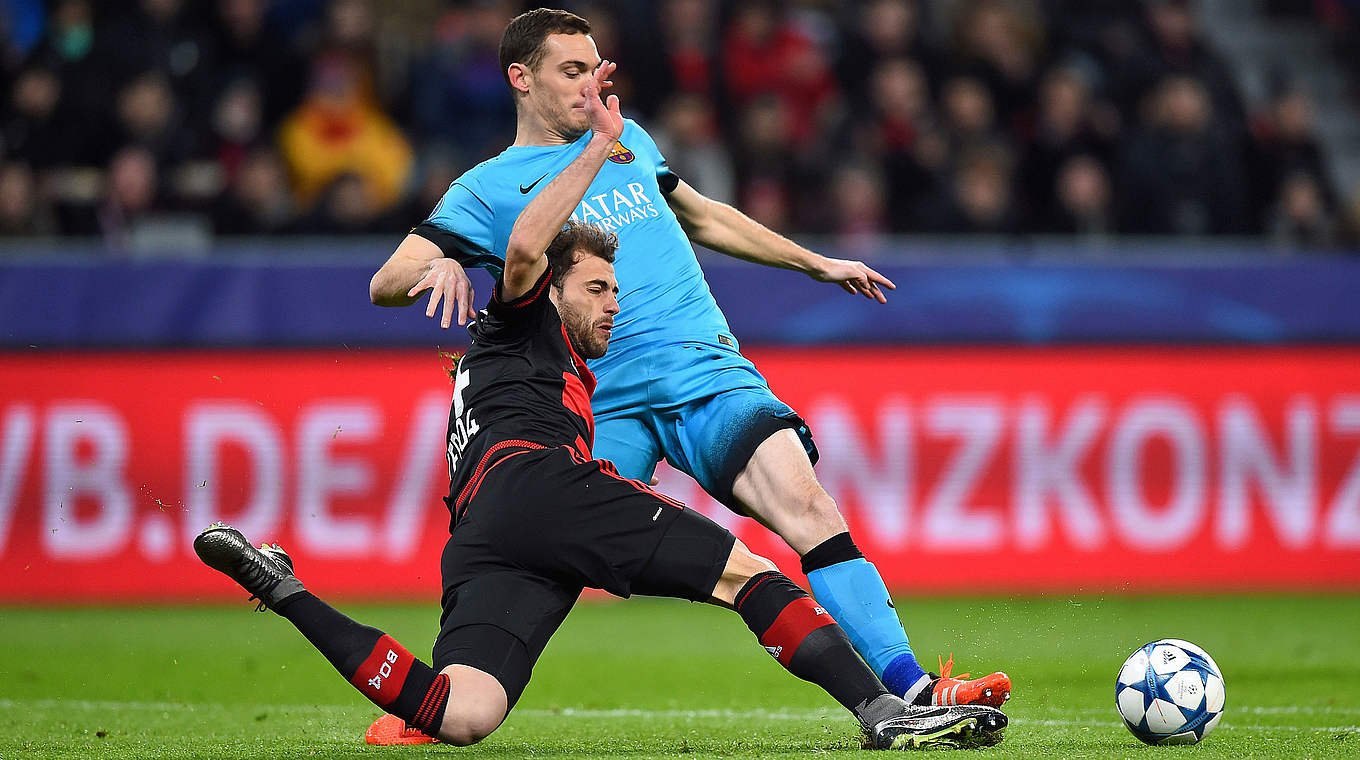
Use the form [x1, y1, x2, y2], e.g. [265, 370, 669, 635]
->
[902, 673, 933, 705]
[882, 653, 929, 698]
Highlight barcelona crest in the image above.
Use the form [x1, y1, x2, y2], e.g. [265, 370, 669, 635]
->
[607, 141, 635, 164]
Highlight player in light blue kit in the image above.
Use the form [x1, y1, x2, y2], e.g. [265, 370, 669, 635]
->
[370, 8, 1009, 725]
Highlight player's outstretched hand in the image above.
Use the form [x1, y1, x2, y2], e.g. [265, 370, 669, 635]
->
[584, 59, 623, 141]
[407, 257, 477, 328]
[812, 257, 897, 304]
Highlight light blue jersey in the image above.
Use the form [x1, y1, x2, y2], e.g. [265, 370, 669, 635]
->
[423, 120, 730, 372]
[419, 120, 811, 502]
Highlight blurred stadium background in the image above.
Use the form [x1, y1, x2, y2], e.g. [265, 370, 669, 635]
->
[0, 0, 1358, 605]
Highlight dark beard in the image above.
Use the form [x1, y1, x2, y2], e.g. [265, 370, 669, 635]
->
[558, 301, 607, 359]
[566, 320, 606, 359]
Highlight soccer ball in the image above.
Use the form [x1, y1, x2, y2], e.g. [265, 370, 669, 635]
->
[1115, 639, 1225, 745]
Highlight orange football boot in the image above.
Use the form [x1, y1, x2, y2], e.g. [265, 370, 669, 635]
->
[365, 713, 439, 745]
[923, 654, 1012, 708]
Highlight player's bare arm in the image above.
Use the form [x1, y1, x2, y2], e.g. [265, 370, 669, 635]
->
[502, 60, 624, 300]
[664, 180, 896, 303]
[369, 235, 479, 328]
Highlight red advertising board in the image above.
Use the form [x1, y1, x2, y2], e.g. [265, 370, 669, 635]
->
[2, 347, 1359, 601]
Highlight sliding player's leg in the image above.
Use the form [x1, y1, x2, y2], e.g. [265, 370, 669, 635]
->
[630, 511, 1007, 750]
[192, 524, 507, 745]
[729, 428, 1011, 707]
[420, 569, 580, 743]
[365, 500, 584, 746]
[474, 447, 912, 732]
[630, 508, 888, 717]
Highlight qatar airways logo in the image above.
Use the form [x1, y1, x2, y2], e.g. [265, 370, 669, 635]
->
[571, 182, 661, 231]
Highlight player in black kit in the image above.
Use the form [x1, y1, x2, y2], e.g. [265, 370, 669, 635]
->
[192, 61, 1006, 751]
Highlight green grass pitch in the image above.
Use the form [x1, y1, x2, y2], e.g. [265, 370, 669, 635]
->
[3, 595, 1357, 759]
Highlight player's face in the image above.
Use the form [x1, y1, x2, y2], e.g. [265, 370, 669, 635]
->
[553, 251, 619, 360]
[526, 33, 602, 141]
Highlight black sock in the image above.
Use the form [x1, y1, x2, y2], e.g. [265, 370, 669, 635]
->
[800, 531, 865, 575]
[734, 571, 889, 717]
[273, 592, 449, 735]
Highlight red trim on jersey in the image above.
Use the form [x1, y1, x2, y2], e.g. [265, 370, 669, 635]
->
[565, 446, 686, 510]
[559, 324, 598, 396]
[454, 439, 548, 514]
[598, 458, 685, 509]
[493, 268, 551, 308]
[757, 597, 837, 667]
[562, 370, 594, 447]
[459, 448, 539, 517]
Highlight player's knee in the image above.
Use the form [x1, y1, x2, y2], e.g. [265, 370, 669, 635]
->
[709, 540, 778, 605]
[437, 725, 488, 747]
[783, 488, 846, 545]
[800, 486, 839, 519]
[436, 703, 503, 746]
[732, 540, 778, 577]
[434, 668, 508, 746]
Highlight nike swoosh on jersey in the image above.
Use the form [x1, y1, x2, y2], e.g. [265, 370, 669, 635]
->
[519, 173, 550, 194]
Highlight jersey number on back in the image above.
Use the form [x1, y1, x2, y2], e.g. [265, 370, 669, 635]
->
[447, 366, 481, 475]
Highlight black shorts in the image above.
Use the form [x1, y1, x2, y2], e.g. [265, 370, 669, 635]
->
[432, 445, 736, 707]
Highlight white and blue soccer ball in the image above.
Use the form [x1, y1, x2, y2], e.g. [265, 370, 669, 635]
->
[1115, 638, 1225, 745]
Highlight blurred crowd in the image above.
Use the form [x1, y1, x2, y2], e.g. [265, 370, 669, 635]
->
[1, 0, 1359, 251]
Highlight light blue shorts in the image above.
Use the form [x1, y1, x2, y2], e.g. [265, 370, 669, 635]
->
[590, 339, 818, 507]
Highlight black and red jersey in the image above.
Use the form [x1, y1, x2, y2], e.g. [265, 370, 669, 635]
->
[444, 267, 597, 519]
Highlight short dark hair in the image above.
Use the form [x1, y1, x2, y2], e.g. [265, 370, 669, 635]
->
[499, 8, 591, 88]
[545, 220, 617, 288]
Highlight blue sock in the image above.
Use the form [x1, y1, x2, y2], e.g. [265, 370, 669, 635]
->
[806, 556, 927, 696]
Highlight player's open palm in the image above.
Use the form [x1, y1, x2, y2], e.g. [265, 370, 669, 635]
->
[585, 60, 623, 141]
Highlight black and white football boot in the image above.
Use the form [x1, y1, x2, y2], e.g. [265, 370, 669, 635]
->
[865, 698, 1007, 750]
[193, 522, 304, 612]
